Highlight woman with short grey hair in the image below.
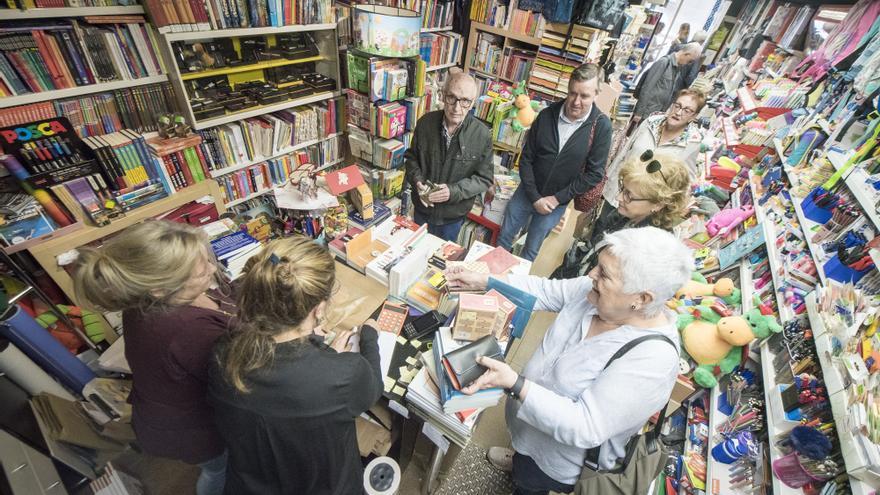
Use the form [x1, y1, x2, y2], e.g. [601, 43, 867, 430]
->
[445, 226, 692, 495]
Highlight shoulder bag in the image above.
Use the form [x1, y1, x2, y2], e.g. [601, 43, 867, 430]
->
[574, 334, 678, 495]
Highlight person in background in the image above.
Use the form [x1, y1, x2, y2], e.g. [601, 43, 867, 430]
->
[670, 30, 709, 88]
[73, 221, 232, 495]
[669, 23, 691, 53]
[631, 43, 702, 126]
[404, 70, 493, 241]
[209, 237, 382, 495]
[498, 63, 612, 261]
[553, 153, 691, 279]
[445, 227, 691, 495]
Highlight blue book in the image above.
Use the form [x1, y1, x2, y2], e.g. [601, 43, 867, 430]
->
[211, 231, 258, 259]
[267, 0, 278, 26]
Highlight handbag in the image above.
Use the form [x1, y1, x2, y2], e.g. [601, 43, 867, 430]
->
[573, 119, 604, 213]
[574, 334, 677, 495]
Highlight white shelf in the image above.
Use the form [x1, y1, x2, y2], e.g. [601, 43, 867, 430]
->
[164, 23, 337, 42]
[829, 390, 880, 488]
[790, 194, 828, 286]
[0, 5, 144, 19]
[0, 74, 168, 109]
[223, 156, 344, 208]
[209, 132, 342, 178]
[193, 90, 339, 130]
[759, 342, 803, 495]
[422, 26, 453, 32]
[706, 385, 736, 495]
[749, 174, 793, 322]
[844, 167, 880, 232]
[426, 62, 459, 72]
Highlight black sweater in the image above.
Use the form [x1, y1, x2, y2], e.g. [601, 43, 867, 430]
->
[519, 102, 612, 204]
[208, 327, 382, 495]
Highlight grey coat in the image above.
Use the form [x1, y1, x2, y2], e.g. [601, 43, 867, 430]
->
[632, 54, 683, 119]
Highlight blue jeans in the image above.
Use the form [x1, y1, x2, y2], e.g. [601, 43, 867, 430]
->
[512, 452, 575, 495]
[499, 186, 567, 261]
[196, 451, 227, 495]
[413, 210, 465, 242]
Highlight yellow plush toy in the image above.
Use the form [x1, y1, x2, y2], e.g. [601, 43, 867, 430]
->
[675, 273, 740, 304]
[510, 83, 539, 132]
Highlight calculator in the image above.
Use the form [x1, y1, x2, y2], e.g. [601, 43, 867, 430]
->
[401, 310, 444, 341]
[376, 301, 408, 335]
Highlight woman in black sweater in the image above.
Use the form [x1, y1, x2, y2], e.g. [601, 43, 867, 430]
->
[208, 236, 382, 495]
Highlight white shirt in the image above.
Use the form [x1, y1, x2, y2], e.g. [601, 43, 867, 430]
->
[504, 274, 680, 484]
[557, 107, 591, 152]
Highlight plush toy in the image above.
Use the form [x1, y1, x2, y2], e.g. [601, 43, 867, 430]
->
[678, 307, 781, 387]
[705, 205, 755, 237]
[35, 305, 105, 353]
[510, 83, 540, 132]
[675, 272, 741, 306]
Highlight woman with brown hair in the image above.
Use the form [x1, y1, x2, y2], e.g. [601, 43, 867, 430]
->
[208, 236, 382, 495]
[73, 220, 233, 495]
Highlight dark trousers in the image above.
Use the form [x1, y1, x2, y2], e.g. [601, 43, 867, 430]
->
[512, 453, 575, 495]
[413, 210, 465, 242]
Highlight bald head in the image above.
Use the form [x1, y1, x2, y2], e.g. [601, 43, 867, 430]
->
[442, 71, 478, 130]
[443, 72, 478, 100]
[676, 42, 702, 65]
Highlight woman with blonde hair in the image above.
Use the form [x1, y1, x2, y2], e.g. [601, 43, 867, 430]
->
[73, 220, 233, 495]
[208, 236, 382, 495]
[553, 151, 690, 278]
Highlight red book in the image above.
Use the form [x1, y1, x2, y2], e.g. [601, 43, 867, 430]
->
[174, 151, 195, 186]
[441, 357, 462, 390]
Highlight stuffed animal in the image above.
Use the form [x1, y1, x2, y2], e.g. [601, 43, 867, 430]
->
[34, 304, 105, 353]
[705, 205, 755, 237]
[675, 272, 741, 306]
[678, 307, 781, 387]
[510, 83, 540, 132]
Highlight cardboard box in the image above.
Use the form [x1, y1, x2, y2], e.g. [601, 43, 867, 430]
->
[453, 293, 499, 341]
[350, 183, 374, 220]
[486, 289, 515, 341]
[355, 404, 394, 457]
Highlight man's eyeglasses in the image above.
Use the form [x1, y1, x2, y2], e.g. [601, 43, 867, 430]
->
[670, 102, 696, 116]
[443, 94, 474, 108]
[640, 149, 670, 186]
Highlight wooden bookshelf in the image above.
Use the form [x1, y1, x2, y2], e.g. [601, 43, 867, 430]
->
[0, 75, 169, 110]
[210, 132, 343, 178]
[0, 5, 144, 20]
[191, 90, 340, 130]
[223, 156, 344, 207]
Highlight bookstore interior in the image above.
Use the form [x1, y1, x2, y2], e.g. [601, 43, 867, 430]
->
[2, 0, 880, 493]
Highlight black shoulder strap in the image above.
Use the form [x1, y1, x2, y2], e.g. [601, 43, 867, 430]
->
[584, 334, 678, 470]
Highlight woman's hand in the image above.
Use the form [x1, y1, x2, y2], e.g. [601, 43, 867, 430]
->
[461, 356, 519, 395]
[361, 318, 380, 331]
[444, 266, 491, 291]
[329, 328, 355, 352]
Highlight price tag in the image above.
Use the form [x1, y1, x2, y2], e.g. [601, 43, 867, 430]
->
[422, 422, 449, 454]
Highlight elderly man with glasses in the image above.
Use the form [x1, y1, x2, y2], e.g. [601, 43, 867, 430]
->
[404, 71, 493, 241]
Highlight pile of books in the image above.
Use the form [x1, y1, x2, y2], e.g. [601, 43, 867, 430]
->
[375, 102, 407, 140]
[143, 0, 334, 33]
[0, 17, 164, 97]
[347, 53, 413, 104]
[147, 134, 211, 193]
[0, 83, 175, 137]
[372, 138, 406, 170]
[419, 32, 462, 68]
[420, 0, 454, 29]
[432, 327, 503, 413]
[196, 100, 340, 172]
[482, 174, 518, 225]
[210, 230, 263, 280]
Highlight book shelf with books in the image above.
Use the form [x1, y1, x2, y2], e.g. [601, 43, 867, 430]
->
[140, 0, 334, 35]
[609, 5, 660, 85]
[419, 31, 462, 72]
[155, 23, 341, 130]
[0, 14, 168, 104]
[527, 22, 605, 103]
[420, 0, 453, 31]
[0, 5, 146, 20]
[463, 21, 541, 106]
[468, 0, 544, 40]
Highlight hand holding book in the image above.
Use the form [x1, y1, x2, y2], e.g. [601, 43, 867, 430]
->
[444, 266, 493, 292]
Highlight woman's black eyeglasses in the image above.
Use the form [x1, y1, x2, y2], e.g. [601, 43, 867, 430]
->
[640, 149, 669, 186]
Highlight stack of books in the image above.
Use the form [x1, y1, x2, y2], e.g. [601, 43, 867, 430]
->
[143, 0, 334, 33]
[374, 102, 407, 140]
[146, 134, 210, 193]
[420, 0, 454, 29]
[432, 327, 503, 413]
[372, 138, 406, 170]
[529, 26, 599, 98]
[0, 83, 175, 137]
[419, 32, 462, 68]
[210, 231, 263, 280]
[0, 17, 164, 97]
[84, 130, 168, 193]
[499, 47, 536, 83]
[404, 367, 477, 446]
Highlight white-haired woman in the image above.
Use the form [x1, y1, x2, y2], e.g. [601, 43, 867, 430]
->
[445, 226, 692, 495]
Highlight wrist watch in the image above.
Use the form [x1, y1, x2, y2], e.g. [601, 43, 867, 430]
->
[506, 374, 526, 400]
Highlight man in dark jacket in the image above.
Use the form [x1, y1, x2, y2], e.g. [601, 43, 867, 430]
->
[631, 43, 701, 122]
[404, 72, 493, 241]
[498, 63, 612, 261]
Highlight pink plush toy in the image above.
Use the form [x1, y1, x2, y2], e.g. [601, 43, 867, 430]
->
[705, 206, 755, 237]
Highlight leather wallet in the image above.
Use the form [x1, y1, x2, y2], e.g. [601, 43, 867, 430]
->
[442, 335, 504, 390]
